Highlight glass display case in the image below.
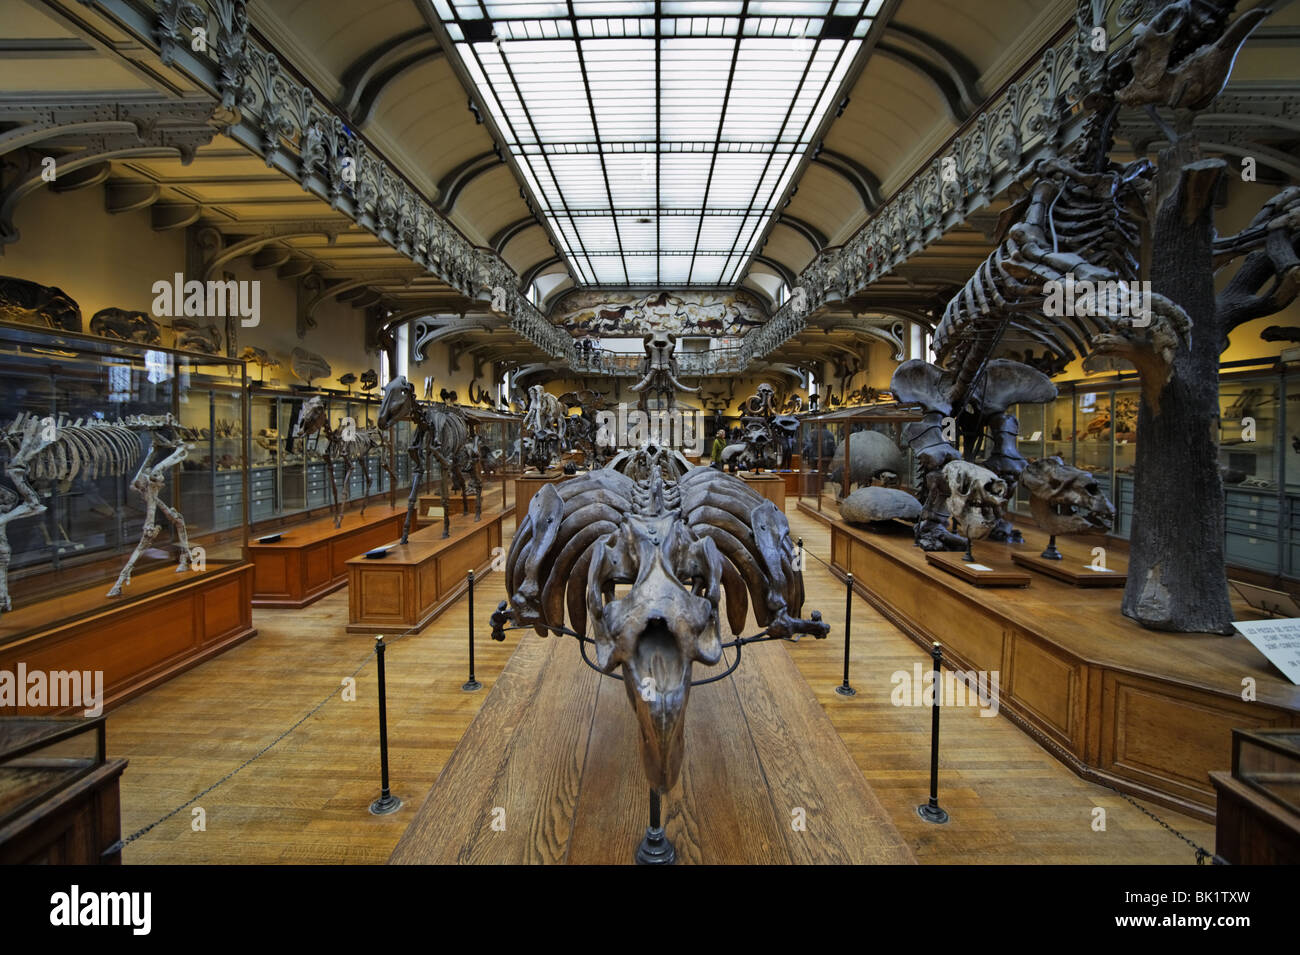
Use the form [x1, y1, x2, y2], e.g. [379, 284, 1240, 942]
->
[247, 387, 402, 526]
[0, 322, 248, 638]
[1232, 728, 1300, 818]
[468, 408, 523, 512]
[1012, 364, 1297, 580]
[797, 403, 922, 515]
[0, 717, 106, 832]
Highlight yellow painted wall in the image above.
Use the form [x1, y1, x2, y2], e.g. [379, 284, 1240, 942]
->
[3, 184, 378, 386]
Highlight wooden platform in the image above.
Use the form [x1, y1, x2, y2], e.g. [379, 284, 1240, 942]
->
[514, 472, 576, 519]
[390, 631, 915, 865]
[249, 505, 410, 608]
[1012, 548, 1128, 587]
[741, 471, 786, 511]
[925, 550, 1031, 587]
[825, 514, 1300, 821]
[345, 504, 504, 635]
[0, 563, 256, 715]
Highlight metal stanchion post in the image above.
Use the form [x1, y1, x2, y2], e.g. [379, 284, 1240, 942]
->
[369, 635, 402, 815]
[917, 641, 949, 824]
[463, 569, 482, 691]
[835, 572, 856, 697]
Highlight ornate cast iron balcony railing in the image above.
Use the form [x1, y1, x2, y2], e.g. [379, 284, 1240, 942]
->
[759, 22, 1089, 348]
[121, 0, 577, 362]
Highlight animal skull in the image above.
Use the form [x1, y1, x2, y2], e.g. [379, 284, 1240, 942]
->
[1019, 456, 1115, 536]
[942, 460, 1008, 542]
[585, 509, 724, 791]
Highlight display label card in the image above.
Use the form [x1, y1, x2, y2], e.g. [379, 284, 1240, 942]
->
[1232, 618, 1300, 686]
[1083, 565, 1113, 573]
[966, 563, 993, 572]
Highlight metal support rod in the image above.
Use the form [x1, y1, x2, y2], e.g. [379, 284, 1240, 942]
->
[835, 572, 856, 697]
[635, 787, 677, 865]
[369, 635, 401, 815]
[463, 569, 482, 692]
[917, 641, 949, 824]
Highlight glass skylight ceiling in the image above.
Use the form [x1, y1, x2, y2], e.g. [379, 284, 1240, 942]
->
[431, 0, 882, 287]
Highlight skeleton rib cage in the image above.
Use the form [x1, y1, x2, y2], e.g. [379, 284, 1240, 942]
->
[1, 410, 193, 612]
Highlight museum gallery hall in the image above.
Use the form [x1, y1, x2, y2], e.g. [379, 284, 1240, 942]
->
[0, 0, 1298, 884]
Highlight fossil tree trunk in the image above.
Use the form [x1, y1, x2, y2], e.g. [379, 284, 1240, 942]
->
[1122, 157, 1233, 634]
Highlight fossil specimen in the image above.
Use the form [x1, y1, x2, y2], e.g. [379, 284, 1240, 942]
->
[172, 318, 222, 354]
[490, 459, 826, 799]
[0, 276, 81, 332]
[290, 347, 331, 386]
[292, 397, 397, 529]
[629, 333, 700, 411]
[378, 375, 481, 540]
[90, 308, 162, 345]
[1019, 456, 1115, 559]
[1, 412, 193, 612]
[360, 369, 379, 391]
[522, 384, 566, 473]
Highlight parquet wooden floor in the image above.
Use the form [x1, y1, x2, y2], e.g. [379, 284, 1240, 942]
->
[110, 510, 1215, 863]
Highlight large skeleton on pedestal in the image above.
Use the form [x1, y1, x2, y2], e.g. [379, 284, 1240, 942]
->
[0, 412, 193, 613]
[291, 397, 398, 529]
[378, 376, 481, 541]
[629, 332, 700, 412]
[891, 37, 1193, 550]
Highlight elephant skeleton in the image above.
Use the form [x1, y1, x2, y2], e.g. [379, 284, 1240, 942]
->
[629, 333, 700, 411]
[491, 461, 826, 793]
[1, 412, 193, 612]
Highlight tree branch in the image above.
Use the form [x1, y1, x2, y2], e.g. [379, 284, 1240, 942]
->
[1216, 234, 1300, 337]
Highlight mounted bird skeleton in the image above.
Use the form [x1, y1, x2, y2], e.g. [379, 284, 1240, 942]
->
[491, 451, 827, 857]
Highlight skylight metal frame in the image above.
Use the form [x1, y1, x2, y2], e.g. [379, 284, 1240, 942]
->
[430, 0, 886, 289]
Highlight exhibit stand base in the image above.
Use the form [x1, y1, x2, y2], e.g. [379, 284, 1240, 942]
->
[389, 631, 915, 864]
[0, 563, 257, 715]
[826, 516, 1300, 821]
[740, 471, 786, 511]
[1011, 549, 1128, 587]
[249, 505, 411, 608]
[925, 550, 1031, 587]
[514, 471, 574, 518]
[345, 504, 504, 634]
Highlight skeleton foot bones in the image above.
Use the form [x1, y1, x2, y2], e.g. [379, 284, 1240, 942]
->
[1, 412, 193, 612]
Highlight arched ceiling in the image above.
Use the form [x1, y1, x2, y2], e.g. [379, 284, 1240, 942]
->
[245, 0, 1072, 293]
[5, 0, 1296, 381]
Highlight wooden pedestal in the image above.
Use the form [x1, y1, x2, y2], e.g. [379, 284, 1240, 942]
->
[740, 471, 786, 511]
[346, 507, 504, 634]
[925, 550, 1032, 587]
[249, 505, 410, 608]
[0, 563, 257, 715]
[827, 516, 1300, 821]
[515, 472, 572, 518]
[390, 632, 914, 865]
[1011, 548, 1128, 587]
